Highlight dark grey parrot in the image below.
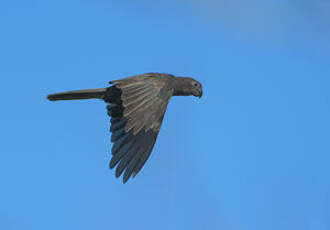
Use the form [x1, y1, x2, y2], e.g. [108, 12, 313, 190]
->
[47, 73, 202, 183]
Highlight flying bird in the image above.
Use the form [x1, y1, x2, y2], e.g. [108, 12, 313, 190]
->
[47, 73, 202, 183]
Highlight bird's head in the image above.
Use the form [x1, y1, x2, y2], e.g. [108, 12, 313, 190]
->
[173, 77, 203, 98]
[189, 78, 203, 98]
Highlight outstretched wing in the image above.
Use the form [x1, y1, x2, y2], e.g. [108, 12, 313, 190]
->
[105, 75, 173, 183]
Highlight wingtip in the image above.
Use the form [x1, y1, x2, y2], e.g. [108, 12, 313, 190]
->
[123, 174, 135, 184]
[115, 166, 123, 178]
[109, 157, 118, 169]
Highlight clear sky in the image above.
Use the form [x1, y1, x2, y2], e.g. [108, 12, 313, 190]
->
[1, 1, 330, 230]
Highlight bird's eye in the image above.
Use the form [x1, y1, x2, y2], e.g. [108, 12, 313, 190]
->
[194, 83, 198, 87]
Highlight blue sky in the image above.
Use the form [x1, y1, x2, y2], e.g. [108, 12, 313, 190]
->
[1, 1, 330, 230]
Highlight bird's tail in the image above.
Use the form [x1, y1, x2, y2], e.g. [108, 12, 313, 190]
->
[47, 88, 107, 101]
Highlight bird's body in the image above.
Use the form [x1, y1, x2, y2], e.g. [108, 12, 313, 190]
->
[47, 73, 202, 183]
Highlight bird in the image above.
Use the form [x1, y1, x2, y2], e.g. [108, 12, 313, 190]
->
[47, 73, 202, 183]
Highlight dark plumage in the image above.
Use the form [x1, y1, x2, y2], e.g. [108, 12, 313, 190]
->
[47, 73, 202, 183]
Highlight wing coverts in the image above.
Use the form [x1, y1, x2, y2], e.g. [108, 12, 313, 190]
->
[105, 76, 171, 183]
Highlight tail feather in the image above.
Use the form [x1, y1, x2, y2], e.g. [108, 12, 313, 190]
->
[47, 88, 107, 101]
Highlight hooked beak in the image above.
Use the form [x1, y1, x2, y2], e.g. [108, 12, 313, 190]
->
[198, 89, 203, 98]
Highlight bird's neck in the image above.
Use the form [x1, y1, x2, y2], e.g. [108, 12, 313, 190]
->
[173, 77, 191, 96]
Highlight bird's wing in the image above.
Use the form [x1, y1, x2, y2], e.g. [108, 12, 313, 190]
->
[106, 75, 173, 183]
